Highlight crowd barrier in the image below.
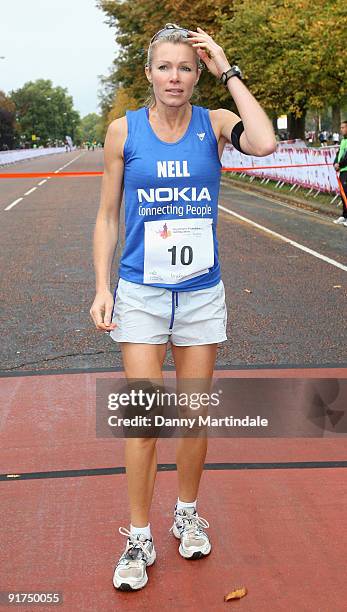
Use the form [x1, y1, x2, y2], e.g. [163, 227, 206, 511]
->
[0, 147, 67, 166]
[221, 143, 340, 195]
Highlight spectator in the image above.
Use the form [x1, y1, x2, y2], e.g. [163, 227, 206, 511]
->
[318, 131, 326, 146]
[333, 120, 347, 226]
[307, 130, 314, 144]
[333, 132, 340, 145]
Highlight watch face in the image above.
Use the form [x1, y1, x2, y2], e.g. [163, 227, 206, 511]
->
[233, 66, 242, 77]
[221, 66, 243, 83]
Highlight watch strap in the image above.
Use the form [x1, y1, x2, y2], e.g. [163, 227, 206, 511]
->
[221, 66, 242, 85]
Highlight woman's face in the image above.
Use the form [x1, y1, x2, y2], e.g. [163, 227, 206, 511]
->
[145, 41, 201, 106]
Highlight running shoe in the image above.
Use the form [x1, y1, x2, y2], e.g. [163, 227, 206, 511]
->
[343, 220, 347, 227]
[333, 216, 346, 224]
[113, 527, 156, 591]
[169, 504, 211, 559]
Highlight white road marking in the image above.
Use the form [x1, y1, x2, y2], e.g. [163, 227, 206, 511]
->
[52, 153, 85, 175]
[220, 178, 337, 223]
[59, 153, 84, 170]
[4, 197, 23, 211]
[218, 204, 347, 272]
[4, 152, 86, 211]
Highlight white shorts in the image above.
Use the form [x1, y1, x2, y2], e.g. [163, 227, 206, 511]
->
[109, 278, 227, 346]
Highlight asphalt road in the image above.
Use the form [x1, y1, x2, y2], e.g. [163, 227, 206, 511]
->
[1, 150, 346, 372]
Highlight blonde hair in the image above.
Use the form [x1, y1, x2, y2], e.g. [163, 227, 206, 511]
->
[144, 23, 204, 108]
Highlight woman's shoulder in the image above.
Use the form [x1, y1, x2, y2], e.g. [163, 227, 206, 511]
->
[196, 106, 232, 127]
[198, 107, 226, 140]
[206, 107, 240, 123]
[105, 116, 129, 161]
[110, 107, 147, 135]
[106, 107, 148, 159]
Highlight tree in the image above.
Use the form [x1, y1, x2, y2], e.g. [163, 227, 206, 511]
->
[218, 0, 347, 138]
[9, 79, 81, 146]
[107, 87, 138, 121]
[97, 0, 235, 123]
[97, 0, 347, 138]
[80, 113, 103, 143]
[0, 90, 16, 149]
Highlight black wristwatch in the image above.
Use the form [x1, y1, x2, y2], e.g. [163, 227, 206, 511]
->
[220, 65, 243, 86]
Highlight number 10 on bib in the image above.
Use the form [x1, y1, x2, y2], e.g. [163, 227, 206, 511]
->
[143, 218, 214, 284]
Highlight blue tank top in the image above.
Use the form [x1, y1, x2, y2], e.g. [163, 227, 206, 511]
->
[118, 104, 222, 291]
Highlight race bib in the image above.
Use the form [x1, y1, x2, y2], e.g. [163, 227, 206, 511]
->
[143, 218, 214, 284]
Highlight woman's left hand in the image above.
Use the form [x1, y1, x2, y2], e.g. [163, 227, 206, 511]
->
[187, 26, 231, 79]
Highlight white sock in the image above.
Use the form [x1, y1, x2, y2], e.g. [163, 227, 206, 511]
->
[130, 523, 152, 540]
[176, 497, 197, 511]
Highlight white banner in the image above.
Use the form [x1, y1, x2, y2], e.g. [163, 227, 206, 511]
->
[0, 147, 67, 166]
[221, 144, 340, 193]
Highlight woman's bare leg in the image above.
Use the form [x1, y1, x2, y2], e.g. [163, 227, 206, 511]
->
[120, 342, 167, 526]
[171, 344, 218, 502]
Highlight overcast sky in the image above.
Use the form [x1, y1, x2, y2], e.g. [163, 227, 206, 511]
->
[0, 0, 118, 117]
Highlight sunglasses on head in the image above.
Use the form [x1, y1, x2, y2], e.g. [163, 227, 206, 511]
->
[150, 24, 190, 45]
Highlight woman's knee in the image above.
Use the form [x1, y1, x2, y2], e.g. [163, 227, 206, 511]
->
[125, 437, 158, 451]
[121, 343, 167, 378]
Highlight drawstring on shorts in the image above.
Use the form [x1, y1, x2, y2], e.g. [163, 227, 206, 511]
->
[169, 290, 179, 333]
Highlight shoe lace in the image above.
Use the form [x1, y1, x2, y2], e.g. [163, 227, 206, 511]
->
[118, 527, 152, 563]
[169, 511, 209, 535]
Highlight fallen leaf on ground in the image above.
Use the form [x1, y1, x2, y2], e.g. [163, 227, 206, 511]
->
[243, 289, 252, 293]
[224, 586, 248, 601]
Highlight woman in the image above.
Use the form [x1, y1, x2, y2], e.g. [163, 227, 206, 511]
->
[90, 23, 276, 591]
